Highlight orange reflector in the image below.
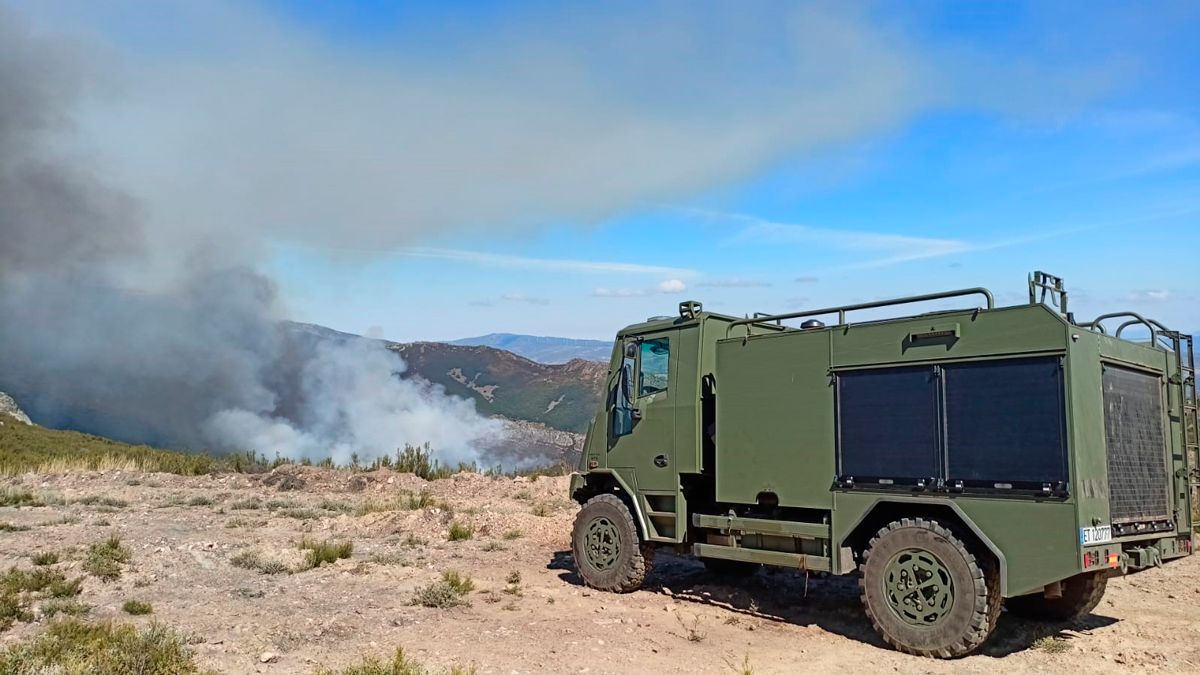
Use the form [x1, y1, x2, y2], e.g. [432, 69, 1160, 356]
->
[1107, 553, 1119, 568]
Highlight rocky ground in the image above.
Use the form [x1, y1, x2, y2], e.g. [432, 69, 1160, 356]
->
[2, 467, 1199, 674]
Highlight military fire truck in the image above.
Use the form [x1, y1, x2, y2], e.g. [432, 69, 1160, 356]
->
[569, 271, 1197, 657]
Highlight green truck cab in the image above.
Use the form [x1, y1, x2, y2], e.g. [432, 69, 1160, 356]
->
[569, 272, 1197, 657]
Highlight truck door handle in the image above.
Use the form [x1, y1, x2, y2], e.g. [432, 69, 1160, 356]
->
[631, 409, 642, 421]
[653, 454, 668, 468]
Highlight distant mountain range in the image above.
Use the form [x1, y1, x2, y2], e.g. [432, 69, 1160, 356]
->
[450, 333, 611, 364]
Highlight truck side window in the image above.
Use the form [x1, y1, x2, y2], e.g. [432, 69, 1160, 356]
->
[639, 338, 669, 397]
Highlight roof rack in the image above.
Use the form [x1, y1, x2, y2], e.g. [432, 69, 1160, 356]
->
[726, 287, 994, 338]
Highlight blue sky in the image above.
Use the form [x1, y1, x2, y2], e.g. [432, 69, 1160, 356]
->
[19, 1, 1200, 341]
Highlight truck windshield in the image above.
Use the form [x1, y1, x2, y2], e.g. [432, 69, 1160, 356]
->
[639, 338, 669, 396]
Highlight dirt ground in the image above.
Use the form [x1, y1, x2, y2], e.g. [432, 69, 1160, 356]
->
[2, 467, 1199, 674]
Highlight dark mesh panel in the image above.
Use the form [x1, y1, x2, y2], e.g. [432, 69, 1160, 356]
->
[837, 367, 938, 481]
[1102, 365, 1169, 522]
[945, 357, 1067, 484]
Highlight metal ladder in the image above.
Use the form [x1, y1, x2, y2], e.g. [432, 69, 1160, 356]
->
[1178, 333, 1198, 494]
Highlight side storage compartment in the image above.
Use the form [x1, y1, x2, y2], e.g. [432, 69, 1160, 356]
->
[713, 331, 834, 508]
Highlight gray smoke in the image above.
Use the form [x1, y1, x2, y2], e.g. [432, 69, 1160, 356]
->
[0, 7, 500, 463]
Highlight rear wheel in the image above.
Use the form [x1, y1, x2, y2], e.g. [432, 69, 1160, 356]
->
[1005, 572, 1107, 621]
[859, 518, 1001, 658]
[571, 494, 653, 593]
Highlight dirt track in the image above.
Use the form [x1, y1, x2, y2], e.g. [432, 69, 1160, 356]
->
[2, 467, 1199, 673]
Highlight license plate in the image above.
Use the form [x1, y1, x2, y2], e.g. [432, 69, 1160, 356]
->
[1080, 525, 1113, 545]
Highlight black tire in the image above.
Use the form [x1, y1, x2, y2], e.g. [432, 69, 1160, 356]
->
[571, 494, 653, 593]
[859, 518, 1001, 658]
[1005, 572, 1107, 621]
[702, 557, 761, 578]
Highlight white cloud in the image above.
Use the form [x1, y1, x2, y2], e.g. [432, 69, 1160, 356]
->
[393, 247, 696, 278]
[500, 292, 550, 305]
[697, 279, 772, 288]
[593, 278, 687, 298]
[1127, 289, 1171, 303]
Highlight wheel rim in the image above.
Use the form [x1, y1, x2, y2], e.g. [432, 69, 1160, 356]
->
[584, 516, 621, 571]
[882, 548, 954, 627]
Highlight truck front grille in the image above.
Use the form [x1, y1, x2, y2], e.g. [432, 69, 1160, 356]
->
[1102, 365, 1170, 524]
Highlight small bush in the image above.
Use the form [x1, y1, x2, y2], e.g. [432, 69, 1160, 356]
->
[311, 647, 430, 675]
[481, 541, 506, 552]
[298, 538, 353, 570]
[0, 488, 42, 507]
[0, 619, 201, 673]
[503, 571, 522, 596]
[410, 571, 475, 608]
[186, 496, 213, 507]
[122, 600, 153, 615]
[230, 497, 262, 510]
[317, 499, 353, 514]
[502, 529, 522, 540]
[229, 550, 291, 575]
[277, 508, 322, 520]
[224, 516, 266, 529]
[31, 551, 59, 566]
[75, 496, 128, 508]
[40, 598, 90, 618]
[0, 522, 30, 532]
[1033, 636, 1072, 654]
[447, 522, 474, 542]
[84, 535, 131, 582]
[530, 503, 552, 517]
[368, 551, 410, 566]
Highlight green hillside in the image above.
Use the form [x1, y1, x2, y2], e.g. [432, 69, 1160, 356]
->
[390, 342, 606, 433]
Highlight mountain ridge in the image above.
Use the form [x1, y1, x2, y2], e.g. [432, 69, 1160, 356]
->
[450, 333, 610, 364]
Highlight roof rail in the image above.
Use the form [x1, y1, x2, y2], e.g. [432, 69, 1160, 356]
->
[726, 287, 995, 337]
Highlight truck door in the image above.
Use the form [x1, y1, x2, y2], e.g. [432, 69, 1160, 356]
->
[607, 331, 679, 539]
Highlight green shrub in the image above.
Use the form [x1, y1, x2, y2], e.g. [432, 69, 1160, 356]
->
[447, 522, 474, 542]
[0, 619, 201, 673]
[311, 647, 429, 675]
[410, 571, 474, 608]
[84, 536, 131, 582]
[229, 550, 290, 575]
[31, 551, 59, 566]
[502, 529, 522, 540]
[298, 538, 353, 570]
[40, 598, 90, 618]
[186, 495, 213, 507]
[0, 522, 30, 532]
[122, 600, 153, 615]
[230, 497, 263, 510]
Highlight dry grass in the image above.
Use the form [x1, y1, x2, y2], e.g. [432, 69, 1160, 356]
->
[229, 549, 291, 575]
[0, 619, 201, 674]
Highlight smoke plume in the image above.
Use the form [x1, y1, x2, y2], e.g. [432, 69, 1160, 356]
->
[0, 6, 500, 464]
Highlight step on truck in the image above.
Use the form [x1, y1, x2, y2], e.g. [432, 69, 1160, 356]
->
[568, 271, 1197, 657]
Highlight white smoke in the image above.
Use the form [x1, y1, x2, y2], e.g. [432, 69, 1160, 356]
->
[205, 339, 503, 466]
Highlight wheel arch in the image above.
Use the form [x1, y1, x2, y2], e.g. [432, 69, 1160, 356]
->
[571, 470, 649, 540]
[838, 497, 1009, 596]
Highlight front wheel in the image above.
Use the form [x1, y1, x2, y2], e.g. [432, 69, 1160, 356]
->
[859, 517, 1001, 658]
[1005, 572, 1107, 621]
[571, 494, 653, 593]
